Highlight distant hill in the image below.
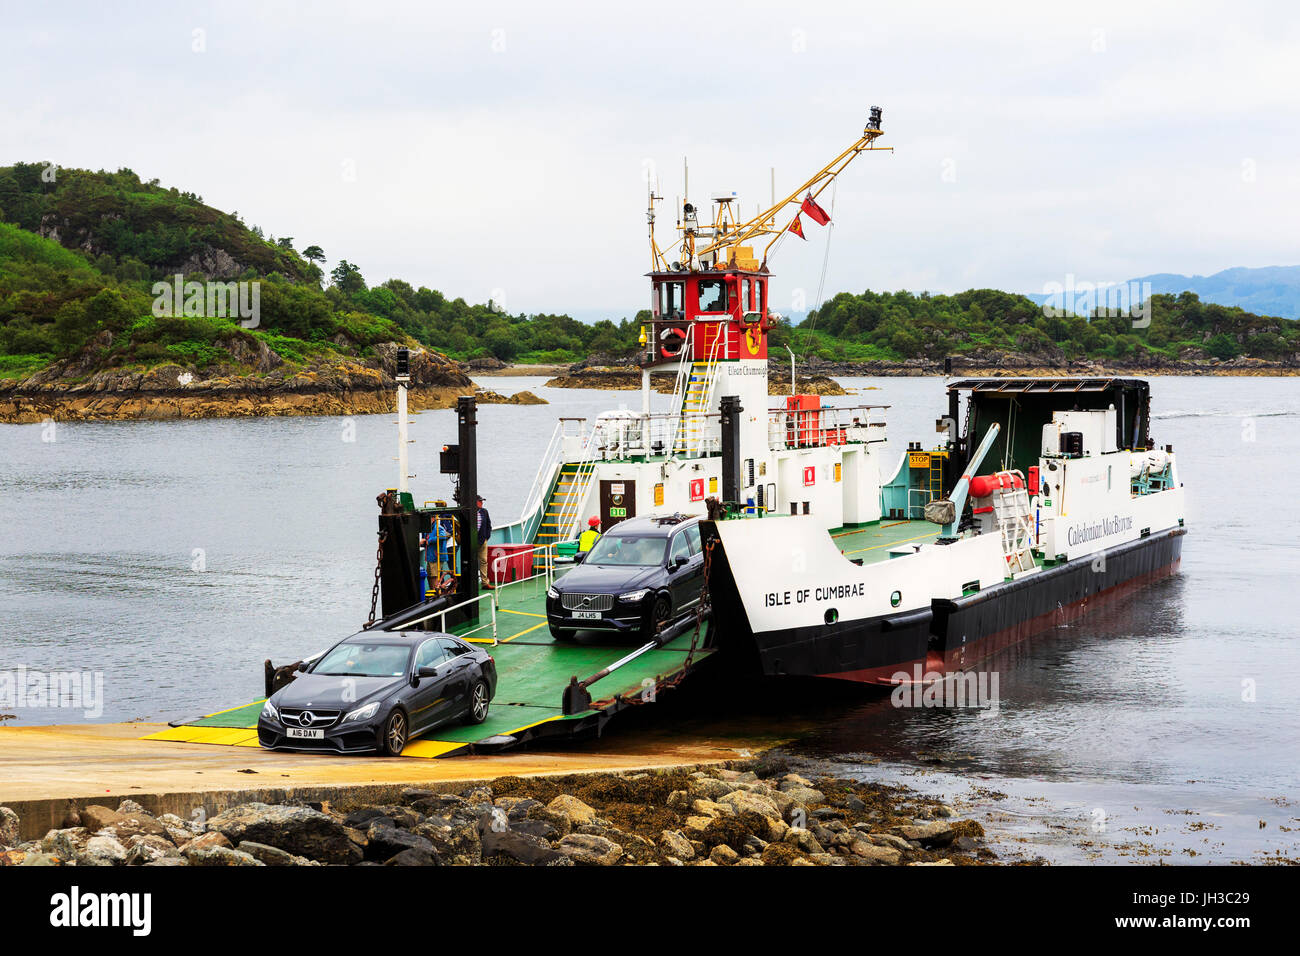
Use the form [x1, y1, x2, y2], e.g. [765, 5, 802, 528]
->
[1026, 265, 1300, 319]
[1130, 266, 1300, 319]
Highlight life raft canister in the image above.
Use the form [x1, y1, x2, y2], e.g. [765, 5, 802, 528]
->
[969, 472, 1025, 498]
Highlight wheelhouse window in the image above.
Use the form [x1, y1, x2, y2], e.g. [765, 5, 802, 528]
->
[657, 281, 685, 318]
[696, 279, 727, 313]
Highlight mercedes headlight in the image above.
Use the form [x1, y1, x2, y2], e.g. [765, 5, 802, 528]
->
[261, 700, 279, 722]
[619, 589, 650, 602]
[343, 701, 380, 723]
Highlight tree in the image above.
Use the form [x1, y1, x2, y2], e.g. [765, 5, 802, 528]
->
[301, 245, 325, 265]
[276, 236, 294, 251]
[330, 259, 366, 295]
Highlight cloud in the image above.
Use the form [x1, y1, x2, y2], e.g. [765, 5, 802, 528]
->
[3, 0, 1297, 313]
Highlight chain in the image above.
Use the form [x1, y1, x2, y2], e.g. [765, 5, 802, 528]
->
[363, 529, 388, 629]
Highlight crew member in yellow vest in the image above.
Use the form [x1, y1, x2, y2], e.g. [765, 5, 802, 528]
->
[578, 516, 602, 553]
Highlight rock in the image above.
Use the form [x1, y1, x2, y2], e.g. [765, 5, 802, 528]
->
[556, 833, 623, 866]
[682, 815, 714, 837]
[78, 805, 126, 833]
[742, 835, 769, 856]
[779, 773, 814, 789]
[125, 836, 182, 866]
[510, 819, 558, 841]
[236, 841, 316, 866]
[783, 828, 824, 855]
[40, 827, 91, 860]
[143, 858, 188, 866]
[76, 835, 127, 866]
[546, 795, 598, 826]
[414, 821, 481, 865]
[659, 830, 694, 860]
[718, 790, 782, 821]
[0, 850, 27, 866]
[460, 786, 493, 803]
[850, 839, 902, 864]
[760, 843, 802, 866]
[844, 795, 867, 812]
[184, 831, 232, 853]
[736, 857, 764, 866]
[893, 821, 956, 848]
[495, 797, 544, 820]
[781, 785, 826, 806]
[861, 833, 912, 852]
[385, 847, 439, 866]
[690, 799, 733, 819]
[935, 804, 957, 818]
[366, 823, 437, 862]
[0, 807, 19, 847]
[689, 778, 736, 801]
[184, 846, 264, 866]
[908, 859, 954, 866]
[480, 827, 561, 866]
[20, 851, 62, 866]
[207, 802, 359, 865]
[709, 844, 739, 866]
[117, 799, 148, 816]
[666, 790, 694, 810]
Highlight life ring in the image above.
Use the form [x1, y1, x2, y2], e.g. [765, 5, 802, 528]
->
[660, 326, 687, 358]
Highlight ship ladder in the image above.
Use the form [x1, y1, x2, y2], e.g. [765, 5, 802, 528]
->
[991, 475, 1035, 574]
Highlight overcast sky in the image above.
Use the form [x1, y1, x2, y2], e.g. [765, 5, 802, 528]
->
[4, 0, 1298, 321]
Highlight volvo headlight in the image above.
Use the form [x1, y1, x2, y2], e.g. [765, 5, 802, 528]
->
[261, 700, 278, 722]
[547, 586, 559, 599]
[619, 589, 650, 602]
[343, 701, 380, 723]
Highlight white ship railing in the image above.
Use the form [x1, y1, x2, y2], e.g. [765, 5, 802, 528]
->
[392, 594, 498, 645]
[766, 404, 890, 451]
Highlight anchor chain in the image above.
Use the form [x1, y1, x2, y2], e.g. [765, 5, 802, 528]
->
[363, 529, 388, 629]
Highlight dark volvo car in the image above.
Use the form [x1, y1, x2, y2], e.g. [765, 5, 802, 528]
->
[546, 514, 705, 641]
[258, 632, 497, 756]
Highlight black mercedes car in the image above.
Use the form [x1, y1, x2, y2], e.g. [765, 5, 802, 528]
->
[258, 631, 497, 756]
[546, 514, 705, 641]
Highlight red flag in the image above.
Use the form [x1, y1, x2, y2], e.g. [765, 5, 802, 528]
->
[787, 215, 806, 240]
[801, 192, 831, 225]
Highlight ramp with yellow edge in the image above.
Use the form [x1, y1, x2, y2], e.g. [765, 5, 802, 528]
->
[143, 573, 713, 758]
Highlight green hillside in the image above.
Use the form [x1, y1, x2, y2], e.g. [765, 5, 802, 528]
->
[1, 162, 1297, 381]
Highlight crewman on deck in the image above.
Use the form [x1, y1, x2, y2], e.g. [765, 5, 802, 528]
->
[476, 495, 493, 589]
[578, 516, 602, 553]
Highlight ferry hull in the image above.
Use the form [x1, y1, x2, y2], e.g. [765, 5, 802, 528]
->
[706, 525, 1184, 686]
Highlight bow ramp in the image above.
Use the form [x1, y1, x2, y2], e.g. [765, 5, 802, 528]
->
[143, 575, 713, 759]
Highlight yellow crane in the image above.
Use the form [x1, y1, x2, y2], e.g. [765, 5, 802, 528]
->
[647, 106, 890, 273]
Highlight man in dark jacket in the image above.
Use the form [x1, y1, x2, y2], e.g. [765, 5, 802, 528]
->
[476, 495, 493, 588]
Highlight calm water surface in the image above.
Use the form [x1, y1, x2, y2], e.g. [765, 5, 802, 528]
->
[1, 375, 1296, 863]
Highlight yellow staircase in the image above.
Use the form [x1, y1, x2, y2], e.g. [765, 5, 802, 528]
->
[674, 361, 712, 454]
[532, 462, 595, 559]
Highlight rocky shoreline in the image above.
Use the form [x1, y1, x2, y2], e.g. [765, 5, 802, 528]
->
[0, 756, 998, 867]
[0, 341, 546, 424]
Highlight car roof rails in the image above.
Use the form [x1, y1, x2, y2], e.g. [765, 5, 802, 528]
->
[652, 513, 689, 526]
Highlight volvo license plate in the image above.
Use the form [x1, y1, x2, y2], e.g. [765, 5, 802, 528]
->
[574, 610, 602, 620]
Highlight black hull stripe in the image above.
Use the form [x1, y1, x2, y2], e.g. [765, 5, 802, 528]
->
[701, 523, 1185, 684]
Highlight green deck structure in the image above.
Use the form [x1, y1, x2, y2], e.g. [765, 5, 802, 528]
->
[145, 569, 713, 757]
[828, 519, 937, 563]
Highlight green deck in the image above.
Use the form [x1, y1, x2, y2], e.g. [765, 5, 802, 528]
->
[171, 569, 712, 755]
[828, 519, 937, 563]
